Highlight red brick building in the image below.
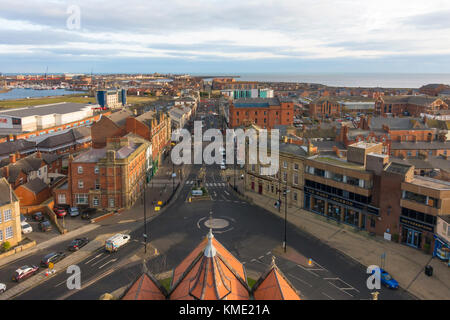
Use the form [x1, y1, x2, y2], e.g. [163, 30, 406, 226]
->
[229, 97, 294, 129]
[54, 136, 150, 210]
[307, 97, 342, 118]
[374, 96, 448, 117]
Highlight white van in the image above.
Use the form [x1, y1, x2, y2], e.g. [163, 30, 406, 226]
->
[105, 234, 131, 252]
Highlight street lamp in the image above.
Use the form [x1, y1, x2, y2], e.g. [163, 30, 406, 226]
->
[283, 186, 290, 253]
[143, 180, 147, 254]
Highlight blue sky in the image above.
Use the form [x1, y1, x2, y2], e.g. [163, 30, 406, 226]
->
[1, 0, 450, 74]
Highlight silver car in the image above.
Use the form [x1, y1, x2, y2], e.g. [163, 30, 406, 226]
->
[0, 283, 6, 293]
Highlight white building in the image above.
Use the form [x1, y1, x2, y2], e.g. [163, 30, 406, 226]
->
[0, 102, 98, 134]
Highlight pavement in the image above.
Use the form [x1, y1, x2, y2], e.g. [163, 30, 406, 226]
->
[244, 189, 450, 300]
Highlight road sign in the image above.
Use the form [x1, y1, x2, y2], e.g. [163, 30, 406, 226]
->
[48, 262, 54, 269]
[157, 201, 162, 205]
[155, 206, 160, 211]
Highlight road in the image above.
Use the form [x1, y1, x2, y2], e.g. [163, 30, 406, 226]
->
[8, 100, 414, 300]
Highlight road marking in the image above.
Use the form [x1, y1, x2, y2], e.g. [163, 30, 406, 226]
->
[224, 191, 230, 196]
[85, 253, 103, 264]
[324, 278, 360, 293]
[297, 264, 321, 277]
[258, 256, 264, 260]
[266, 251, 271, 255]
[322, 292, 335, 300]
[98, 259, 118, 269]
[251, 259, 257, 262]
[287, 273, 313, 288]
[91, 255, 109, 266]
[118, 219, 135, 224]
[55, 279, 68, 288]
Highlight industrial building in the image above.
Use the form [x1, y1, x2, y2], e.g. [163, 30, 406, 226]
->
[0, 102, 98, 135]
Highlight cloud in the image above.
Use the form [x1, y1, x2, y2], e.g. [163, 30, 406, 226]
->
[1, 0, 450, 72]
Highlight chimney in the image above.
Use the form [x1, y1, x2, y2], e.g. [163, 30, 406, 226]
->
[9, 153, 16, 164]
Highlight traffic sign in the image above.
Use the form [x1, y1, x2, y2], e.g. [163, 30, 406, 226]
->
[155, 206, 160, 211]
[48, 262, 54, 269]
[157, 201, 162, 205]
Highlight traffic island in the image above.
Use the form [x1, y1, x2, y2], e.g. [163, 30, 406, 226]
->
[187, 186, 211, 202]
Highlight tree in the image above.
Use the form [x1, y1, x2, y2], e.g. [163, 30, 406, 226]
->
[2, 241, 11, 252]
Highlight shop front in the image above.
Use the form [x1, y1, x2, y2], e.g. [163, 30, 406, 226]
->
[399, 216, 434, 250]
[433, 235, 450, 262]
[304, 187, 379, 230]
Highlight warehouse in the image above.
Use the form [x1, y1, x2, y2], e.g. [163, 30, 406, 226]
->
[0, 102, 99, 135]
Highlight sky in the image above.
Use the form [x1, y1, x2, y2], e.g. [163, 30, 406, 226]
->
[2, 0, 450, 74]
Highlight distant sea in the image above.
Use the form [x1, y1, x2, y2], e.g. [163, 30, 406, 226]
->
[0, 88, 86, 101]
[204, 73, 450, 89]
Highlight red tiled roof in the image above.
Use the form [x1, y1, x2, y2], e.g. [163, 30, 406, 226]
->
[252, 261, 301, 300]
[169, 231, 249, 300]
[121, 273, 166, 300]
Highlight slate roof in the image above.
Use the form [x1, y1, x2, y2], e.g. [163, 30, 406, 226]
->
[233, 97, 280, 108]
[0, 140, 36, 158]
[380, 95, 443, 106]
[20, 178, 48, 194]
[37, 127, 91, 149]
[0, 152, 58, 183]
[368, 117, 427, 131]
[279, 143, 308, 157]
[384, 162, 413, 175]
[390, 141, 450, 150]
[107, 109, 133, 127]
[0, 177, 18, 206]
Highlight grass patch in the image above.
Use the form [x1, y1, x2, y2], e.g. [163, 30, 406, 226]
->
[247, 277, 257, 289]
[160, 277, 172, 292]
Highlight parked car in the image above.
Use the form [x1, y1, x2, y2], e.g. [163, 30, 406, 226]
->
[0, 283, 5, 293]
[81, 208, 98, 220]
[68, 238, 89, 251]
[21, 222, 33, 234]
[54, 208, 67, 218]
[371, 268, 399, 289]
[39, 220, 52, 232]
[32, 212, 44, 222]
[68, 207, 80, 217]
[12, 265, 39, 282]
[40, 252, 66, 267]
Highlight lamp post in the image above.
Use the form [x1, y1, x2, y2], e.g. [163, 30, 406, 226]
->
[143, 180, 147, 254]
[283, 186, 290, 253]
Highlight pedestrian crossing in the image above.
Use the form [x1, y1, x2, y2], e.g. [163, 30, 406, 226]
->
[185, 181, 227, 187]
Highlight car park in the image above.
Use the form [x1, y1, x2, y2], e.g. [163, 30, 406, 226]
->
[21, 222, 33, 234]
[39, 220, 52, 232]
[13, 265, 39, 282]
[0, 283, 6, 293]
[40, 252, 66, 267]
[68, 207, 80, 217]
[81, 208, 98, 220]
[32, 212, 44, 222]
[68, 238, 89, 251]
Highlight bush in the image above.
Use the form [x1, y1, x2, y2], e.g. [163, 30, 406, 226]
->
[392, 233, 399, 243]
[2, 241, 11, 252]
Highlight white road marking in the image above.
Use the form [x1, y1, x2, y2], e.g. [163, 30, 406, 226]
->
[287, 273, 313, 288]
[224, 191, 230, 196]
[91, 255, 110, 266]
[324, 278, 360, 293]
[55, 279, 68, 287]
[297, 264, 321, 277]
[322, 292, 335, 300]
[266, 251, 271, 255]
[85, 253, 103, 264]
[258, 256, 264, 260]
[98, 259, 118, 269]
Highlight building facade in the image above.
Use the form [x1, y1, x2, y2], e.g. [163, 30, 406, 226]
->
[0, 178, 21, 247]
[229, 97, 294, 129]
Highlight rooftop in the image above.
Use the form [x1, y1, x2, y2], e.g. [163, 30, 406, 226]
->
[0, 178, 18, 206]
[408, 176, 450, 190]
[0, 102, 95, 118]
[311, 156, 366, 171]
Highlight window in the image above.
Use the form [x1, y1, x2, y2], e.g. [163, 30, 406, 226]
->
[293, 174, 299, 185]
[77, 166, 83, 174]
[109, 198, 115, 208]
[0, 230, 2, 241]
[75, 194, 88, 205]
[58, 194, 66, 204]
[283, 172, 287, 182]
[78, 180, 84, 189]
[95, 179, 100, 190]
[0, 211, 2, 223]
[293, 163, 299, 171]
[293, 192, 298, 202]
[93, 197, 99, 207]
[283, 161, 288, 168]
[3, 209, 12, 222]
[94, 166, 99, 174]
[5, 226, 13, 239]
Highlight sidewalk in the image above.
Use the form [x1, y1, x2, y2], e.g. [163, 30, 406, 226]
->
[245, 190, 450, 300]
